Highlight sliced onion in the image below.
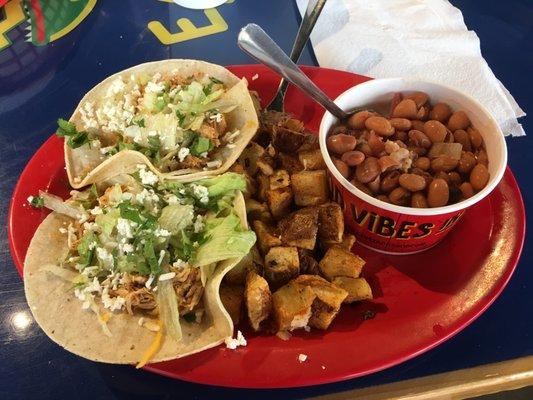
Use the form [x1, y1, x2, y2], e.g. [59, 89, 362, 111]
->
[40, 191, 87, 220]
[156, 280, 182, 341]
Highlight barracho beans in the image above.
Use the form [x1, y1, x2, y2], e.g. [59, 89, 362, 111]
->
[326, 91, 490, 208]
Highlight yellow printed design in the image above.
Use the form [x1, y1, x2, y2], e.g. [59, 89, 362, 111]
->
[0, 0, 25, 50]
[149, 0, 234, 45]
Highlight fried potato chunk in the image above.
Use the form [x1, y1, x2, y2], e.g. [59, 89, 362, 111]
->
[266, 187, 293, 220]
[298, 148, 326, 170]
[278, 207, 319, 250]
[319, 246, 365, 281]
[291, 170, 329, 206]
[264, 246, 300, 288]
[269, 169, 291, 190]
[272, 282, 316, 331]
[318, 202, 344, 243]
[253, 220, 282, 255]
[332, 277, 373, 303]
[245, 271, 273, 331]
[293, 275, 348, 330]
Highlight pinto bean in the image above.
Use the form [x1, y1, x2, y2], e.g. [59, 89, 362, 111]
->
[327, 134, 357, 154]
[355, 157, 380, 183]
[347, 110, 374, 130]
[398, 173, 427, 192]
[365, 116, 395, 136]
[427, 178, 449, 207]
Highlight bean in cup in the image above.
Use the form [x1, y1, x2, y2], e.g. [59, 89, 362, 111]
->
[325, 91, 490, 208]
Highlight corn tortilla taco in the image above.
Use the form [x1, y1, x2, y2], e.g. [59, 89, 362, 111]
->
[61, 60, 259, 189]
[24, 171, 255, 365]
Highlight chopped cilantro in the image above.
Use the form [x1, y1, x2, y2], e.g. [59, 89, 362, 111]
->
[203, 83, 213, 96]
[131, 117, 145, 128]
[89, 184, 98, 198]
[29, 196, 44, 208]
[56, 118, 90, 149]
[209, 76, 223, 84]
[143, 237, 162, 276]
[118, 201, 144, 224]
[190, 137, 213, 156]
[175, 110, 186, 126]
[118, 142, 136, 151]
[76, 232, 98, 267]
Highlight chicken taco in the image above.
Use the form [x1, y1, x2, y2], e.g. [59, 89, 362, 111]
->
[61, 60, 259, 189]
[24, 171, 256, 365]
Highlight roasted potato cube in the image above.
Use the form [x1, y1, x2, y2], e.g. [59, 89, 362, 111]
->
[332, 277, 373, 303]
[322, 233, 357, 252]
[269, 169, 290, 190]
[272, 282, 316, 331]
[238, 142, 265, 175]
[291, 170, 329, 206]
[272, 126, 317, 153]
[219, 284, 244, 325]
[298, 149, 326, 170]
[279, 152, 304, 174]
[319, 246, 365, 280]
[253, 220, 282, 255]
[246, 198, 273, 223]
[256, 173, 270, 202]
[257, 156, 275, 176]
[318, 202, 344, 243]
[294, 275, 348, 330]
[264, 246, 300, 288]
[298, 249, 319, 275]
[225, 246, 263, 284]
[245, 271, 273, 331]
[266, 187, 293, 220]
[278, 207, 319, 250]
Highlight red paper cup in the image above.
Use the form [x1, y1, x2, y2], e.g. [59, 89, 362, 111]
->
[319, 78, 507, 255]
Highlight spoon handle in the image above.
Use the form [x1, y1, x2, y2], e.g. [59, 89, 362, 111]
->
[268, 0, 327, 111]
[238, 23, 348, 120]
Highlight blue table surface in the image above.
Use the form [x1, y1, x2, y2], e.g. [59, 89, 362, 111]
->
[0, 1, 531, 399]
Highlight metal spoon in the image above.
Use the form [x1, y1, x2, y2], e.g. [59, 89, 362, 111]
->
[238, 23, 350, 120]
[267, 0, 327, 112]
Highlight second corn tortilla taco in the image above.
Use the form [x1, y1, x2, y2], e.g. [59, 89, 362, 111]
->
[24, 172, 255, 364]
[63, 59, 259, 189]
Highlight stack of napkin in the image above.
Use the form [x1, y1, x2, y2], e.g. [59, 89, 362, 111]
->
[296, 0, 525, 136]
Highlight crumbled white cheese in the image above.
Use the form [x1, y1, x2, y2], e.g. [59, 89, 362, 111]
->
[190, 184, 209, 204]
[90, 206, 103, 215]
[96, 247, 114, 269]
[148, 130, 158, 137]
[172, 259, 188, 269]
[119, 243, 134, 254]
[138, 317, 145, 326]
[193, 215, 204, 233]
[88, 242, 97, 250]
[137, 165, 158, 185]
[27, 196, 34, 204]
[101, 286, 125, 312]
[58, 227, 68, 234]
[199, 151, 208, 158]
[154, 228, 171, 238]
[83, 222, 98, 232]
[145, 80, 165, 94]
[178, 147, 190, 162]
[298, 354, 308, 363]
[134, 188, 159, 206]
[251, 73, 259, 81]
[209, 113, 223, 123]
[117, 218, 137, 238]
[106, 77, 126, 97]
[304, 326, 311, 333]
[224, 330, 247, 350]
[321, 365, 326, 370]
[100, 146, 116, 155]
[166, 194, 179, 205]
[158, 272, 176, 282]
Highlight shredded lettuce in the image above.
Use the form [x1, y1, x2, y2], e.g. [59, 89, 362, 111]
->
[193, 214, 256, 267]
[77, 232, 98, 267]
[190, 136, 213, 156]
[158, 204, 195, 234]
[199, 173, 247, 197]
[40, 191, 86, 219]
[95, 208, 120, 236]
[157, 280, 182, 341]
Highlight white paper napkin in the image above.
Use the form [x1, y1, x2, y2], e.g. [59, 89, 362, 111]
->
[296, 0, 526, 136]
